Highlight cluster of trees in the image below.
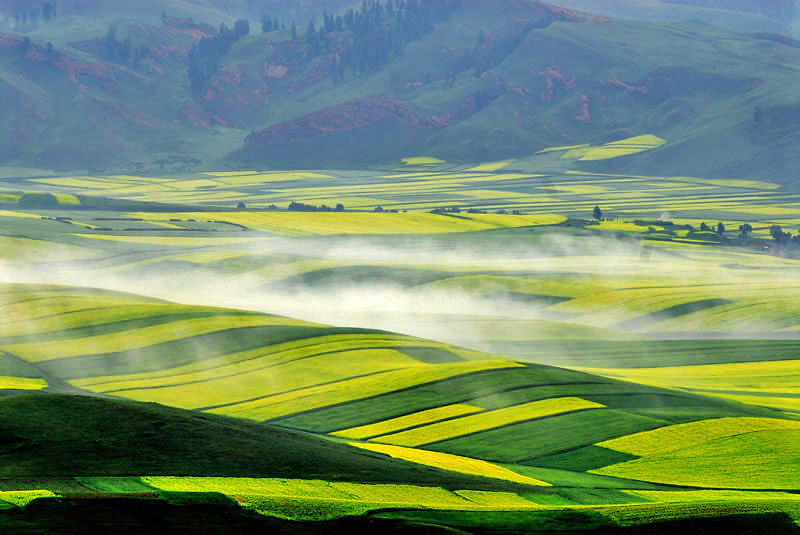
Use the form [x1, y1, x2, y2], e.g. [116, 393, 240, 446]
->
[260, 14, 285, 32]
[288, 201, 345, 212]
[324, 0, 462, 82]
[431, 206, 463, 214]
[768, 225, 800, 245]
[739, 223, 753, 237]
[696, 221, 727, 235]
[103, 25, 151, 62]
[432, 206, 520, 215]
[188, 19, 251, 93]
[6, 2, 57, 31]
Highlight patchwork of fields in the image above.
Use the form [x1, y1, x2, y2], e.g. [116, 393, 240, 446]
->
[0, 160, 798, 232]
[0, 163, 798, 532]
[1, 283, 798, 527]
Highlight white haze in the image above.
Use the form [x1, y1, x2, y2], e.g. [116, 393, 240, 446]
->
[2, 232, 798, 357]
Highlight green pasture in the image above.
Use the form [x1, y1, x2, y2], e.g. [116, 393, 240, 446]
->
[0, 165, 798, 530]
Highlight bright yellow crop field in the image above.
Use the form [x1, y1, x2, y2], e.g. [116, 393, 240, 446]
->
[0, 209, 40, 219]
[593, 429, 800, 489]
[0, 303, 214, 337]
[607, 135, 665, 147]
[111, 349, 425, 409]
[209, 360, 524, 421]
[596, 417, 800, 457]
[72, 334, 426, 389]
[374, 397, 604, 447]
[141, 476, 544, 520]
[5, 314, 315, 362]
[557, 135, 666, 161]
[52, 193, 80, 205]
[0, 192, 22, 203]
[349, 443, 548, 486]
[402, 157, 445, 165]
[536, 144, 590, 154]
[466, 160, 514, 172]
[333, 404, 483, 439]
[124, 212, 566, 236]
[33, 177, 111, 189]
[0, 490, 57, 507]
[712, 393, 800, 412]
[0, 376, 47, 390]
[576, 361, 800, 408]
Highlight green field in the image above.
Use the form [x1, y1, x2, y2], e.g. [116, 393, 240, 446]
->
[0, 167, 798, 533]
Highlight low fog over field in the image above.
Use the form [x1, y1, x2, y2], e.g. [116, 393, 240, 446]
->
[3, 231, 800, 366]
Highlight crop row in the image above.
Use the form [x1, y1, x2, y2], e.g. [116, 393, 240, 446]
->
[374, 397, 604, 447]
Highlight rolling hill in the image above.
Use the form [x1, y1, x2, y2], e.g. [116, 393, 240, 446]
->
[0, 0, 798, 182]
[1, 281, 799, 532]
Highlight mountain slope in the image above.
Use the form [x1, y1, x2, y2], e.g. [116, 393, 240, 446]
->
[544, 0, 793, 34]
[0, 0, 798, 181]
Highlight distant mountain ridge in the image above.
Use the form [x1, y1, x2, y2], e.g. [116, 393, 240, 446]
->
[0, 0, 798, 182]
[660, 0, 795, 23]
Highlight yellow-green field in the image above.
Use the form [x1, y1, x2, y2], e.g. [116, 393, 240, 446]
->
[348, 443, 548, 486]
[372, 397, 604, 447]
[0, 376, 47, 390]
[121, 212, 567, 236]
[0, 490, 58, 507]
[332, 404, 483, 440]
[4, 165, 796, 230]
[593, 418, 800, 488]
[1, 158, 799, 532]
[575, 362, 800, 411]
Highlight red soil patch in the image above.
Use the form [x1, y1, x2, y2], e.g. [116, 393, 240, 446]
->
[576, 94, 591, 122]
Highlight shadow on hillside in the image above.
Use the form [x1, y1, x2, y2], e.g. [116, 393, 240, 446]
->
[1, 498, 798, 535]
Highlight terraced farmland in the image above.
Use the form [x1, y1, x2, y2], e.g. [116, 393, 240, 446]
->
[1, 165, 799, 533]
[0, 163, 797, 232]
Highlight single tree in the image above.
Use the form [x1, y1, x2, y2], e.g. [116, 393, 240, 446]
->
[46, 41, 53, 56]
[700, 222, 710, 232]
[306, 20, 316, 43]
[161, 11, 168, 25]
[291, 21, 297, 41]
[716, 222, 726, 235]
[593, 205, 603, 221]
[237, 201, 246, 209]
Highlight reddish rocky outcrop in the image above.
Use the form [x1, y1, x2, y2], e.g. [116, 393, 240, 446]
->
[244, 81, 508, 148]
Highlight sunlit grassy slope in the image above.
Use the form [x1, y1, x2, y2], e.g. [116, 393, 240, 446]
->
[0, 283, 792, 471]
[0, 165, 799, 532]
[1, 282, 799, 530]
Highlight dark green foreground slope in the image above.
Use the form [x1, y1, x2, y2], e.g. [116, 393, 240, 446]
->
[2, 500, 798, 535]
[0, 393, 521, 489]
